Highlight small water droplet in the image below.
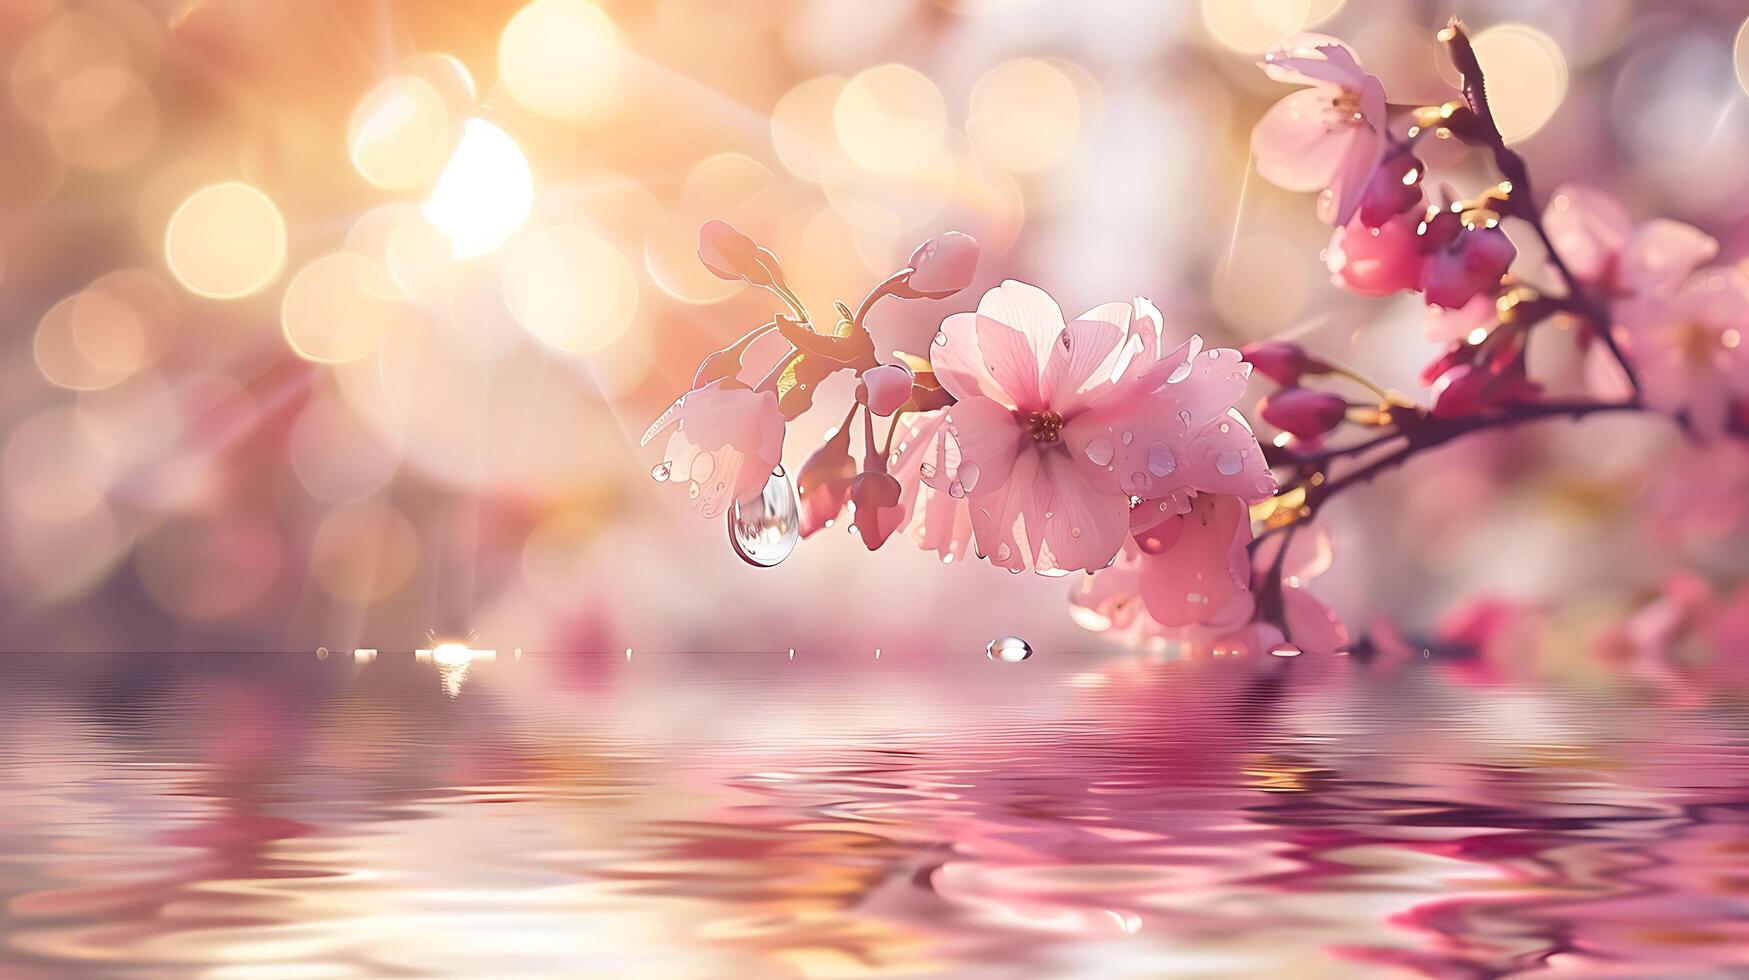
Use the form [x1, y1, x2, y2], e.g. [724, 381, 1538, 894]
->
[727, 468, 802, 567]
[650, 461, 672, 482]
[315, 646, 329, 660]
[987, 636, 1033, 662]
[995, 543, 1012, 562]
[1215, 450, 1244, 476]
[948, 480, 966, 498]
[958, 460, 982, 492]
[1084, 435, 1114, 466]
[932, 332, 948, 347]
[1177, 410, 1191, 427]
[1121, 430, 1134, 445]
[1071, 527, 1082, 538]
[1167, 361, 1193, 383]
[920, 461, 937, 479]
[1146, 442, 1175, 477]
[1269, 643, 1302, 657]
[687, 481, 700, 500]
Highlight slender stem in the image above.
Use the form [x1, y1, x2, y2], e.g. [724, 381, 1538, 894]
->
[853, 270, 911, 329]
[1271, 400, 1645, 535]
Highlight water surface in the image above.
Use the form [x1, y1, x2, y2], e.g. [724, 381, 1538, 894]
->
[3, 652, 1748, 978]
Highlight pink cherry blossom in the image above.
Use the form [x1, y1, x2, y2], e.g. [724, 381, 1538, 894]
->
[647, 379, 785, 519]
[1134, 493, 1253, 627]
[1543, 185, 1717, 298]
[1417, 211, 1516, 310]
[1252, 34, 1388, 226]
[927, 281, 1274, 574]
[887, 413, 976, 562]
[1327, 211, 1424, 297]
[1617, 266, 1749, 438]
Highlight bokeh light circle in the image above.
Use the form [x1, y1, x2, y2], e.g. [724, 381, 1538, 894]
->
[833, 64, 948, 176]
[280, 253, 411, 363]
[164, 182, 288, 299]
[422, 118, 533, 259]
[1201, 0, 1311, 54]
[503, 226, 640, 353]
[498, 0, 621, 122]
[348, 76, 456, 190]
[1470, 24, 1568, 144]
[967, 58, 1082, 173]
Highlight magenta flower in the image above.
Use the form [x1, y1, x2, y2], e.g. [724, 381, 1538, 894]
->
[1543, 185, 1717, 298]
[927, 281, 1274, 574]
[1416, 210, 1516, 309]
[1617, 267, 1749, 438]
[1327, 211, 1424, 297]
[646, 379, 785, 519]
[1252, 34, 1388, 226]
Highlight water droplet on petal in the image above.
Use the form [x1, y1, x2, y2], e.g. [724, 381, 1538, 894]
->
[688, 481, 701, 499]
[987, 636, 1033, 662]
[650, 461, 672, 482]
[932, 332, 947, 347]
[1177, 410, 1192, 428]
[1167, 361, 1193, 384]
[958, 459, 982, 492]
[1083, 434, 1114, 467]
[1121, 430, 1134, 445]
[1071, 527, 1082, 538]
[948, 480, 966, 498]
[727, 467, 802, 567]
[1215, 450, 1244, 476]
[1146, 442, 1175, 477]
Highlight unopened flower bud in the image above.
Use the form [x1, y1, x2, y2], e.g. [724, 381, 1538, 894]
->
[1357, 144, 1425, 228]
[1328, 212, 1425, 297]
[857, 363, 915, 417]
[1419, 222, 1516, 310]
[849, 471, 906, 551]
[894, 232, 979, 299]
[698, 220, 783, 289]
[1241, 341, 1330, 387]
[1260, 387, 1349, 438]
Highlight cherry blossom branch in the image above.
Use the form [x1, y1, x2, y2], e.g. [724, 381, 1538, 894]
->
[1438, 20, 1641, 396]
[1254, 398, 1648, 552]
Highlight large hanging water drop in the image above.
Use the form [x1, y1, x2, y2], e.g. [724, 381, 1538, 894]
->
[727, 466, 801, 567]
[987, 636, 1033, 662]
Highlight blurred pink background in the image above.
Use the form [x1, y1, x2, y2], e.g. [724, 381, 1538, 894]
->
[3, 0, 1747, 654]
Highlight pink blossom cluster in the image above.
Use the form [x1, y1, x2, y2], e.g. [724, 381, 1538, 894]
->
[650, 19, 1749, 667]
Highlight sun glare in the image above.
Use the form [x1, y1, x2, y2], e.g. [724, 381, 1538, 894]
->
[421, 118, 534, 259]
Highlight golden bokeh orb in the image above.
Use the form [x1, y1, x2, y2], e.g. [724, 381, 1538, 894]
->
[164, 182, 287, 299]
[498, 0, 621, 122]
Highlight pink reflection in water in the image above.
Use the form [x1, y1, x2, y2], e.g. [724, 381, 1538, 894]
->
[1, 653, 1748, 978]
